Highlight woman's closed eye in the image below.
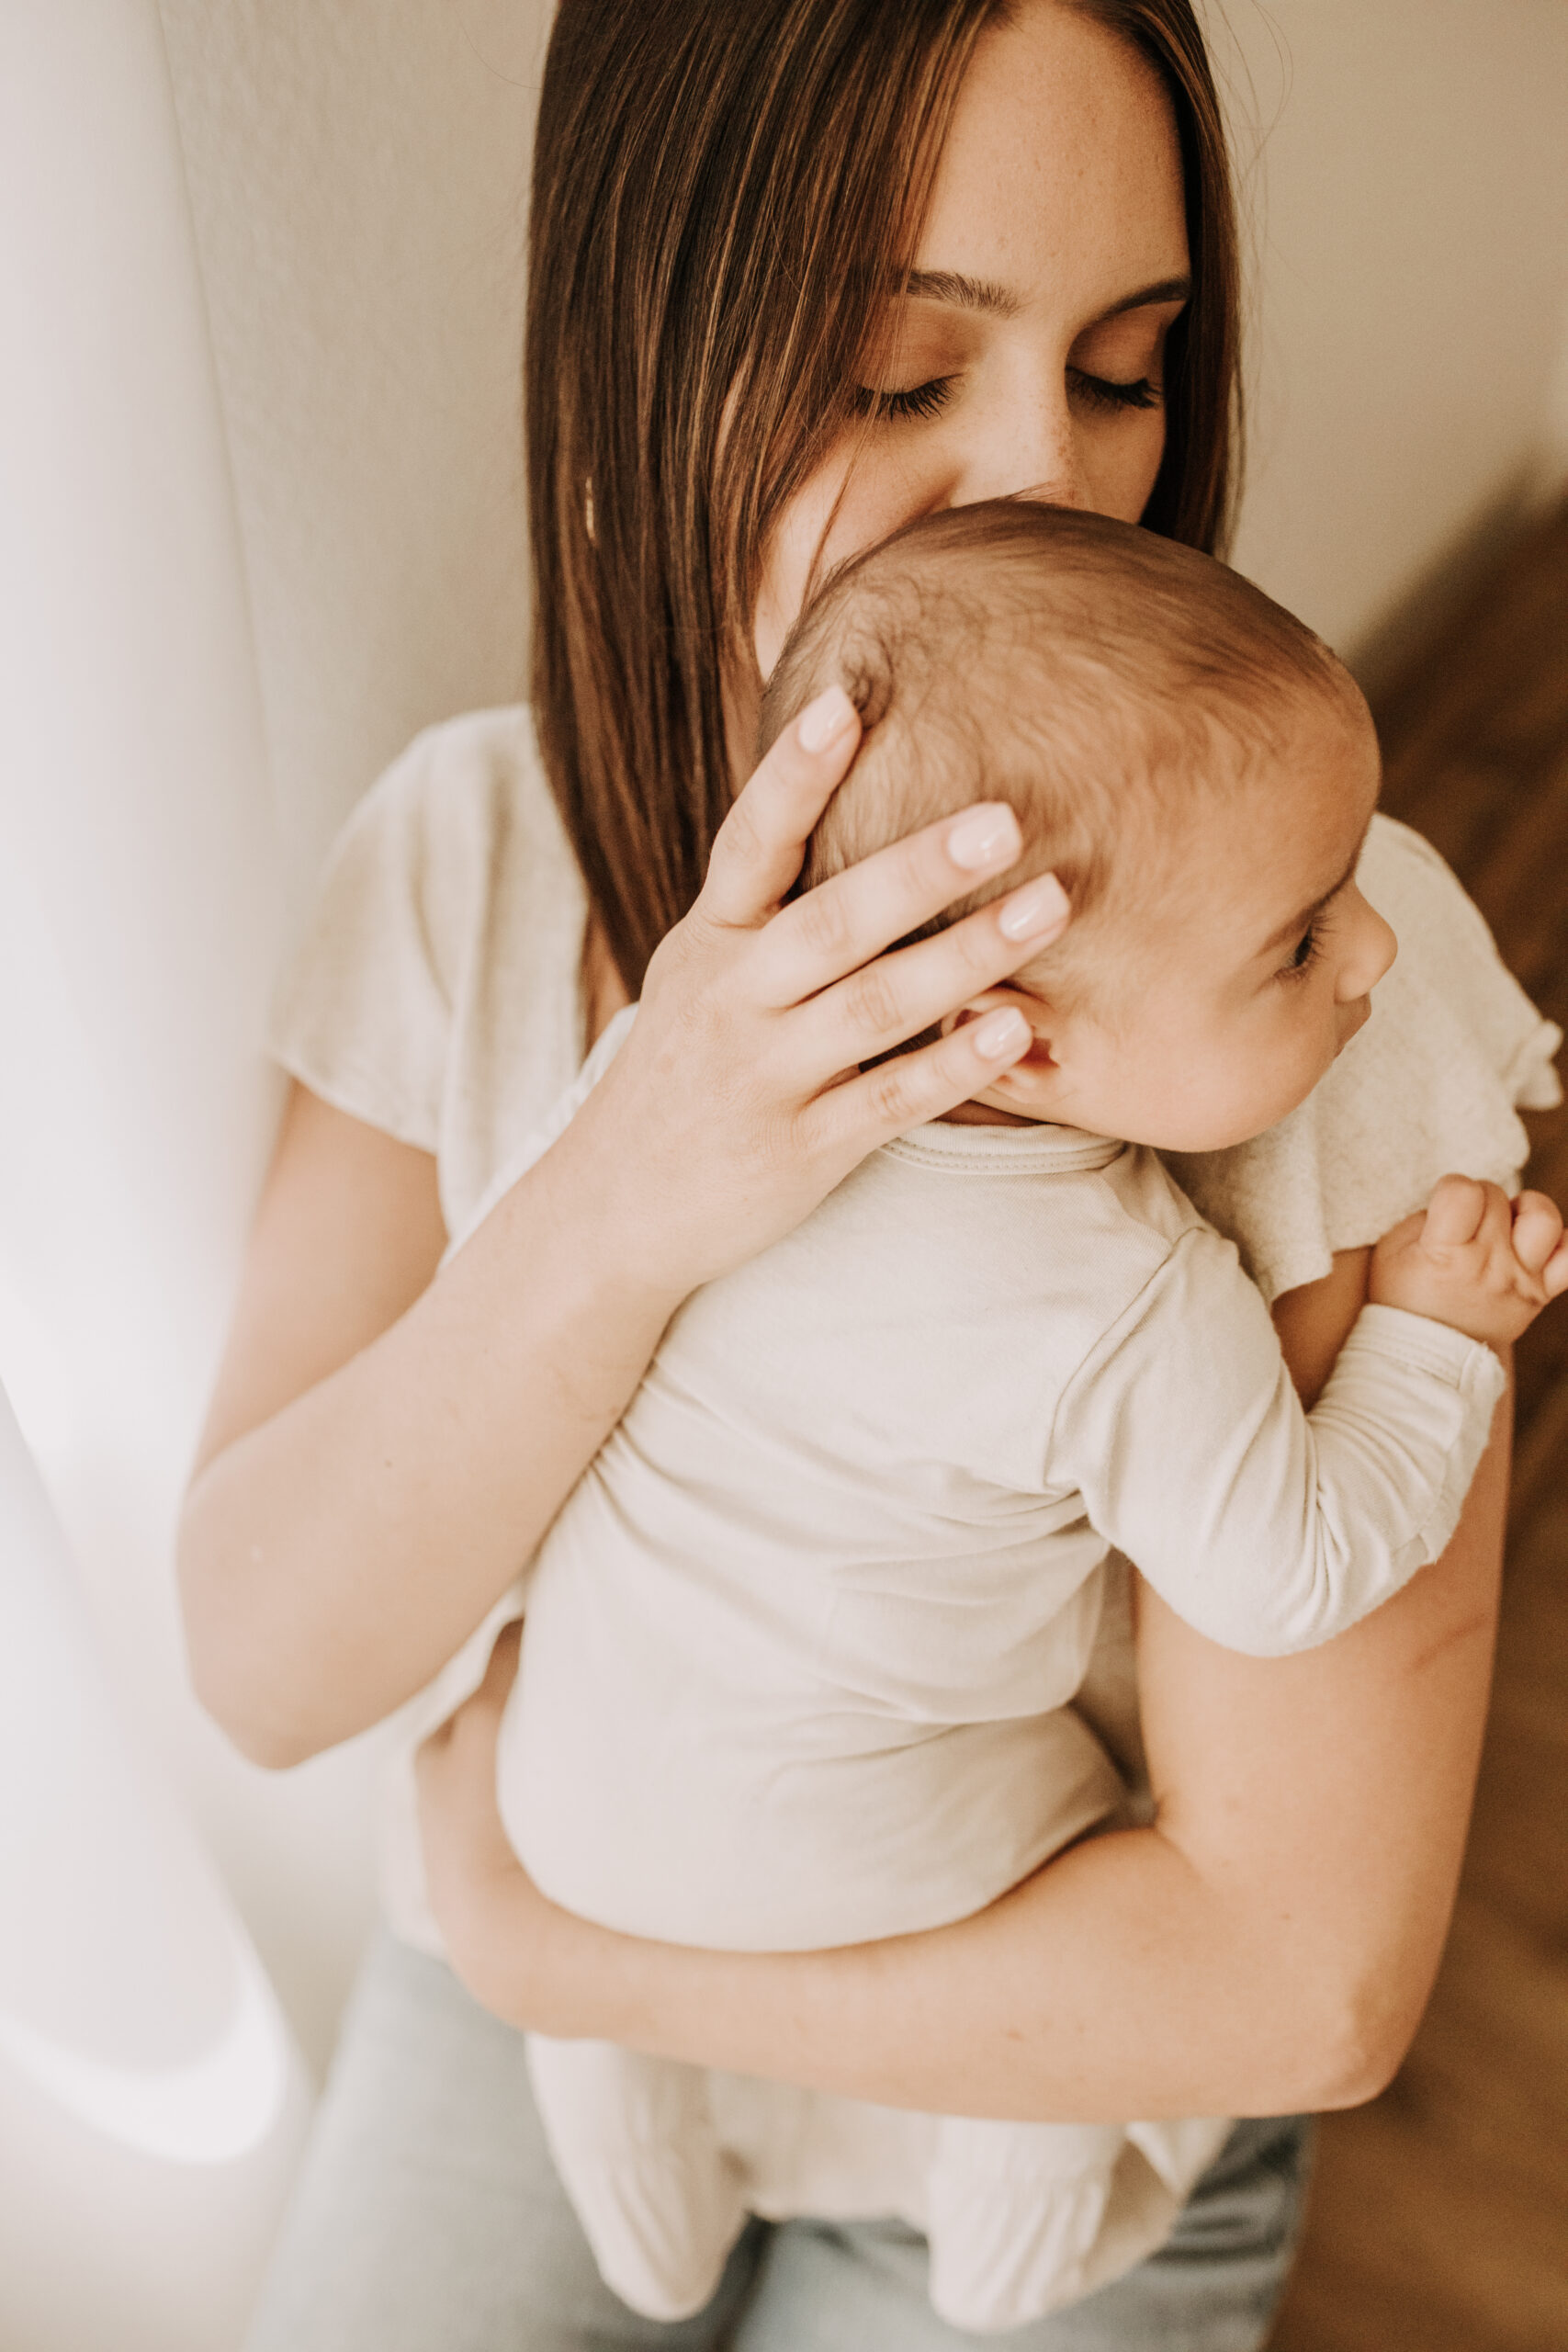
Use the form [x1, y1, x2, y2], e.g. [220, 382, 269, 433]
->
[1067, 367, 1161, 414]
[852, 375, 957, 424]
[853, 370, 1161, 425]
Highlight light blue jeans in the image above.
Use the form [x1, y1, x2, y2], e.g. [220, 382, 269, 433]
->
[244, 1932, 1312, 2352]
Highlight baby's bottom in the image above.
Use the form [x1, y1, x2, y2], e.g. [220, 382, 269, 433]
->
[243, 1932, 1310, 2352]
[525, 2032, 1227, 2334]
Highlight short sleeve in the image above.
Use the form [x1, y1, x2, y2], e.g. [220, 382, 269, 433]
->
[1168, 815, 1563, 1303]
[266, 730, 463, 1150]
[265, 707, 586, 1192]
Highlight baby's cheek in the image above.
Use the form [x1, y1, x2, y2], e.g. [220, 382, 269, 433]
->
[1284, 1019, 1344, 1114]
[1228, 1024, 1326, 1144]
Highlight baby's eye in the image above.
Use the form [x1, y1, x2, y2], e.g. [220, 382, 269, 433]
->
[1281, 922, 1321, 982]
[852, 376, 956, 425]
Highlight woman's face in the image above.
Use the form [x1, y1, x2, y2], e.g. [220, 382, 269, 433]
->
[752, 0, 1191, 684]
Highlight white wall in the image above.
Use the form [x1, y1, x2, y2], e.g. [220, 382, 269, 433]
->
[12, 0, 1564, 2096]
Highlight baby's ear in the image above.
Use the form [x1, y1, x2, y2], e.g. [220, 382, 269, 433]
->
[942, 985, 1053, 1046]
[945, 988, 1074, 1118]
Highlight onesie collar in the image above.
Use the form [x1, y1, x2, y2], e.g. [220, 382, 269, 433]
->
[883, 1120, 1126, 1178]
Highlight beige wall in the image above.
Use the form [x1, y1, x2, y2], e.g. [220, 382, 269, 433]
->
[144, 1, 1568, 2071]
[159, 0, 548, 905]
[1213, 0, 1568, 650]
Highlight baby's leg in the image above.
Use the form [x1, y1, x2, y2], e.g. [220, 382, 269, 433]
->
[526, 2034, 749, 2322]
[923, 2116, 1128, 2332]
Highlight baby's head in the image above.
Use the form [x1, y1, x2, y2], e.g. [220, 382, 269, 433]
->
[761, 504, 1395, 1153]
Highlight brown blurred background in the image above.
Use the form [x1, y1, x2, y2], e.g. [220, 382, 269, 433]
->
[1269, 497, 1568, 2352]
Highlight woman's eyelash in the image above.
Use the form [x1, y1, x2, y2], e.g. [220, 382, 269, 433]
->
[852, 376, 956, 424]
[852, 372, 1159, 425]
[1068, 369, 1160, 414]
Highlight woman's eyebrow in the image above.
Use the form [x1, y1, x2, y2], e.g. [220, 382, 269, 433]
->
[900, 270, 1191, 320]
[904, 269, 1019, 316]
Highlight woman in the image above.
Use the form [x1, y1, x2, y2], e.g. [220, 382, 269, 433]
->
[180, 2, 1555, 2345]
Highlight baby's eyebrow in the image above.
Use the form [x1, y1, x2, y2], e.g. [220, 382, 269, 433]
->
[1257, 839, 1366, 959]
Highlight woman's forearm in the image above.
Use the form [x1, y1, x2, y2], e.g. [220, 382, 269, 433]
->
[179, 1102, 681, 1770]
[431, 1336, 1509, 2123]
[459, 1815, 1336, 2121]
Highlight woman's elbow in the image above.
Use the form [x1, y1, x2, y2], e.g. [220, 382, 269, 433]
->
[205, 1696, 317, 1773]
[181, 1615, 319, 1770]
[1268, 1944, 1428, 2113]
[176, 1518, 319, 1770]
[1309, 1968, 1424, 2109]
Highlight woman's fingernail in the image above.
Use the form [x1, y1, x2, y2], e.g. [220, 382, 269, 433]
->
[796, 684, 857, 752]
[948, 805, 1021, 872]
[998, 873, 1070, 942]
[973, 1008, 1030, 1058]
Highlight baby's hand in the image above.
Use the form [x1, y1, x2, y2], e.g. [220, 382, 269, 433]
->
[1371, 1174, 1568, 1348]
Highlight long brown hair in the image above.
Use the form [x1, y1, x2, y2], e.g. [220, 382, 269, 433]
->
[526, 0, 1244, 995]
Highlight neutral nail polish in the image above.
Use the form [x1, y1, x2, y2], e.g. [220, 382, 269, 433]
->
[948, 806, 1021, 872]
[973, 1008, 1029, 1057]
[796, 684, 856, 752]
[998, 874, 1071, 941]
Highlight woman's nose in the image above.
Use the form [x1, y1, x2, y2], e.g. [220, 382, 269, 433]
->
[956, 389, 1091, 512]
[1339, 893, 1398, 998]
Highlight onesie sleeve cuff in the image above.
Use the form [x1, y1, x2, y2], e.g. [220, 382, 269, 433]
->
[1345, 1300, 1507, 1395]
[1333, 1302, 1507, 1566]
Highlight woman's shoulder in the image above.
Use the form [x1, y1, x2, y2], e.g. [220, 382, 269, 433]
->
[336, 704, 577, 914]
[267, 707, 587, 1156]
[1168, 815, 1562, 1303]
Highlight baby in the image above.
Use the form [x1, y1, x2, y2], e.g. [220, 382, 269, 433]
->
[438, 505, 1565, 2334]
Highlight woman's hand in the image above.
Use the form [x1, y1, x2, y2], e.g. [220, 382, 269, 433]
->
[567, 684, 1070, 1298]
[415, 1623, 586, 2029]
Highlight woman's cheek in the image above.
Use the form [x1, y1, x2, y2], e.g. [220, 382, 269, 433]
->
[1100, 408, 1168, 528]
[753, 442, 949, 679]
[753, 461, 850, 679]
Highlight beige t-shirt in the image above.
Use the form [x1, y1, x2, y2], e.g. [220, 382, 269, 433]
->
[268, 704, 1563, 1942]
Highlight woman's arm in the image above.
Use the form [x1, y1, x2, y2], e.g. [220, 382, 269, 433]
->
[420, 1247, 1506, 2119]
[179, 696, 1065, 1768]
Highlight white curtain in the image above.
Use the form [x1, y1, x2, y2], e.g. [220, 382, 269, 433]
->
[0, 1388, 310, 2350]
[0, 2, 306, 2340]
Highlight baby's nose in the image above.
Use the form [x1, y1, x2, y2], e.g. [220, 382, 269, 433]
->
[1341, 891, 1397, 997]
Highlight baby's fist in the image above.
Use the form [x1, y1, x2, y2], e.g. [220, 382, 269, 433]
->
[1371, 1175, 1568, 1348]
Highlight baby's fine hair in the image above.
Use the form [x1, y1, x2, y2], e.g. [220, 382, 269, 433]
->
[759, 503, 1355, 986]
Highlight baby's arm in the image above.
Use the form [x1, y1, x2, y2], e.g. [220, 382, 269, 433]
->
[1370, 1173, 1568, 1345]
[1053, 1221, 1515, 1657]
